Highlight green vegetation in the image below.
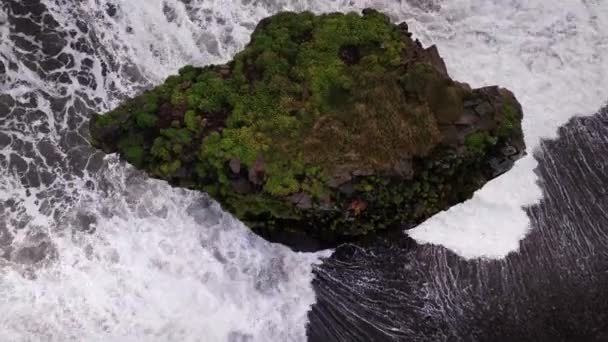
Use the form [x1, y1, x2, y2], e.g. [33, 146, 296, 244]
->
[465, 131, 498, 154]
[89, 9, 525, 248]
[497, 98, 524, 139]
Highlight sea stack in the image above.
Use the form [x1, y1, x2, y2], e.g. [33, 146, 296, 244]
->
[89, 9, 525, 250]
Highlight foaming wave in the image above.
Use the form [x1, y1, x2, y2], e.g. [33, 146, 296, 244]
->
[1, 0, 332, 340]
[407, 0, 608, 258]
[0, 157, 325, 341]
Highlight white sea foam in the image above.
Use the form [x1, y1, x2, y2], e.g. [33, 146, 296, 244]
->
[0, 160, 325, 341]
[406, 0, 608, 259]
[1, 0, 332, 340]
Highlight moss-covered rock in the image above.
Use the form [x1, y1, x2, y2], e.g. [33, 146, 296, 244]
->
[89, 9, 525, 250]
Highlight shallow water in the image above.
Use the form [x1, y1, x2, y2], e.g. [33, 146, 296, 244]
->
[309, 106, 608, 341]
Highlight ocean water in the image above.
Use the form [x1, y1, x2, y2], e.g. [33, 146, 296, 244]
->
[0, 0, 606, 341]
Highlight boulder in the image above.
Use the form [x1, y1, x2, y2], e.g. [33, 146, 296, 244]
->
[89, 9, 525, 250]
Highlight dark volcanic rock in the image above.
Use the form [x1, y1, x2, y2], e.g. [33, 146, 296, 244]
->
[89, 9, 525, 250]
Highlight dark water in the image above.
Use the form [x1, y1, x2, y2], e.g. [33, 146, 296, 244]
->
[307, 105, 608, 341]
[0, 0, 105, 266]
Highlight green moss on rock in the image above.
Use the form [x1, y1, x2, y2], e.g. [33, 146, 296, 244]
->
[89, 9, 525, 250]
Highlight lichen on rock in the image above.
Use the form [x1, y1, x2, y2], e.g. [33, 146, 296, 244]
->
[89, 9, 525, 250]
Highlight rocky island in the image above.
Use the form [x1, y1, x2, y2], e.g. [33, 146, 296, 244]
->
[89, 9, 525, 250]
